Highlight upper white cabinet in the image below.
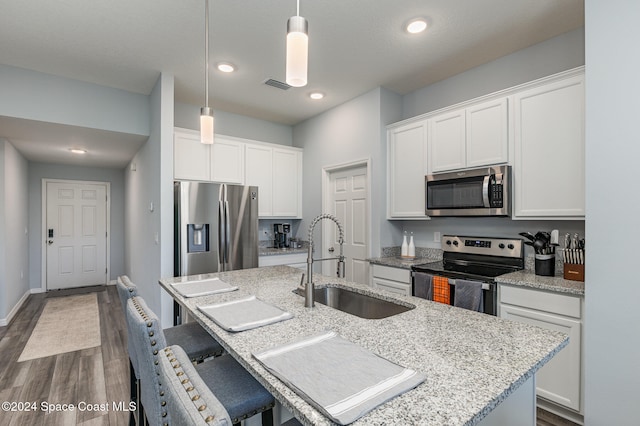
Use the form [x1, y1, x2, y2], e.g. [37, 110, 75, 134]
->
[174, 128, 303, 219]
[430, 109, 466, 172]
[387, 120, 429, 219]
[174, 129, 211, 181]
[466, 98, 509, 168]
[430, 98, 509, 173]
[210, 136, 245, 184]
[174, 128, 244, 184]
[245, 143, 303, 218]
[513, 73, 585, 219]
[245, 144, 273, 217]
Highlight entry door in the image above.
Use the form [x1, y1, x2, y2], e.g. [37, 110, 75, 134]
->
[46, 181, 108, 289]
[323, 164, 369, 284]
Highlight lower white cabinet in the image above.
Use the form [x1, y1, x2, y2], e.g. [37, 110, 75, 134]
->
[259, 253, 306, 269]
[499, 284, 583, 420]
[371, 265, 412, 296]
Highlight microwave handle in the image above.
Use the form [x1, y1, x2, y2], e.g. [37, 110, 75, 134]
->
[482, 175, 491, 207]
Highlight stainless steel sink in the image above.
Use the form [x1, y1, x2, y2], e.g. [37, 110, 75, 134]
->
[293, 286, 414, 319]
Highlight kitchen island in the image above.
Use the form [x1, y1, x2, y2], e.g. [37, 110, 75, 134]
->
[159, 266, 568, 426]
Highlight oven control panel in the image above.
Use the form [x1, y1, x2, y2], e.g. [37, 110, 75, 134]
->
[442, 235, 522, 258]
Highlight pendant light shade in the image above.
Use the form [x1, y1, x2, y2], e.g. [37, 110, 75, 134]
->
[200, 0, 214, 144]
[286, 1, 308, 87]
[200, 107, 214, 145]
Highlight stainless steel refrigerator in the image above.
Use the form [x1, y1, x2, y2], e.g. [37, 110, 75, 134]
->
[174, 181, 259, 278]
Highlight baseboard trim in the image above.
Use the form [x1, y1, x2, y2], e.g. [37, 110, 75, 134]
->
[0, 288, 35, 326]
[537, 397, 584, 425]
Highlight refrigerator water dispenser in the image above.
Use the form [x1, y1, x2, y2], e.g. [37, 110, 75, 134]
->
[187, 224, 209, 252]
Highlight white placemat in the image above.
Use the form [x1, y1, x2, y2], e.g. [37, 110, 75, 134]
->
[198, 295, 293, 332]
[253, 331, 425, 425]
[171, 278, 238, 298]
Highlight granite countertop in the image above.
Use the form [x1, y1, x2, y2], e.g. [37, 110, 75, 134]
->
[497, 270, 585, 296]
[160, 266, 567, 426]
[367, 255, 438, 269]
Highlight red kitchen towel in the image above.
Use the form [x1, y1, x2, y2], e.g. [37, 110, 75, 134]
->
[432, 276, 450, 305]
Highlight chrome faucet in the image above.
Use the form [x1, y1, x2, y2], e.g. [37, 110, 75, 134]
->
[304, 214, 345, 308]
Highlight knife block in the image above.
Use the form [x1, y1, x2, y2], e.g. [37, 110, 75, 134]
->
[563, 263, 585, 282]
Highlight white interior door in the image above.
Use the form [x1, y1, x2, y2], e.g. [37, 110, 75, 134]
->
[45, 181, 108, 290]
[323, 163, 369, 284]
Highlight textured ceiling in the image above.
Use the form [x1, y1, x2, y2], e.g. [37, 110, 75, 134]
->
[0, 0, 584, 166]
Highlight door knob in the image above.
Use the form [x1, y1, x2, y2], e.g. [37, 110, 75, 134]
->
[48, 240, 54, 245]
[328, 247, 335, 252]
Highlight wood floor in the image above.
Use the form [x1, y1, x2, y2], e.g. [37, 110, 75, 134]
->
[0, 286, 130, 425]
[0, 286, 579, 426]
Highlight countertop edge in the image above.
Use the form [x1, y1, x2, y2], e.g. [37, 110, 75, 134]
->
[496, 271, 585, 296]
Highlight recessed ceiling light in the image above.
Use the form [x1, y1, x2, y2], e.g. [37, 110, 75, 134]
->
[406, 18, 428, 34]
[217, 62, 235, 73]
[309, 92, 324, 100]
[69, 148, 87, 154]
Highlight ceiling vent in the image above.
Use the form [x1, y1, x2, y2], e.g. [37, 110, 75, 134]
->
[263, 78, 291, 90]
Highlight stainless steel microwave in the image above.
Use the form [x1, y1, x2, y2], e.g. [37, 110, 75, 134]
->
[425, 165, 511, 216]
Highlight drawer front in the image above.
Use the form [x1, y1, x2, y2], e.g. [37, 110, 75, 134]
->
[372, 278, 412, 296]
[499, 284, 581, 318]
[259, 253, 307, 267]
[372, 265, 411, 284]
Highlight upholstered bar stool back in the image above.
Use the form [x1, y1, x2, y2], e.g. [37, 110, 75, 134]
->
[126, 296, 171, 425]
[158, 345, 233, 426]
[116, 276, 139, 375]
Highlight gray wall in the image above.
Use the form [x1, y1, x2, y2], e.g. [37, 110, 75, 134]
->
[293, 87, 403, 256]
[584, 1, 639, 423]
[175, 102, 293, 146]
[27, 163, 126, 288]
[0, 140, 29, 322]
[402, 28, 585, 119]
[0, 64, 149, 136]
[124, 73, 175, 327]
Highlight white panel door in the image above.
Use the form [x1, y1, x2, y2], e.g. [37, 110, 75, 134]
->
[324, 165, 368, 285]
[46, 181, 108, 289]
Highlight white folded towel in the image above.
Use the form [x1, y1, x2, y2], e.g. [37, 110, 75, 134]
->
[198, 295, 293, 332]
[171, 277, 238, 298]
[253, 331, 425, 425]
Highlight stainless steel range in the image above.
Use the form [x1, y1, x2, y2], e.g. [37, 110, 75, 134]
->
[411, 235, 524, 315]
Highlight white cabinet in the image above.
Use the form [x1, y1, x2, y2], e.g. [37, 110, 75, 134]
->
[371, 265, 412, 296]
[466, 98, 509, 168]
[245, 144, 273, 216]
[245, 143, 302, 218]
[513, 73, 585, 219]
[259, 253, 306, 269]
[210, 137, 244, 184]
[430, 98, 509, 173]
[174, 129, 211, 181]
[386, 121, 429, 219]
[499, 284, 583, 419]
[174, 128, 244, 184]
[430, 109, 466, 172]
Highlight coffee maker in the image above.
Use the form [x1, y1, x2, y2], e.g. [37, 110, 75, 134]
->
[273, 223, 291, 248]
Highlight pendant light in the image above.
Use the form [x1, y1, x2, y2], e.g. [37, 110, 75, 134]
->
[286, 0, 308, 87]
[200, 0, 214, 144]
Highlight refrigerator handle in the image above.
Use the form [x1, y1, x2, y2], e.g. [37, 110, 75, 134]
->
[224, 200, 231, 270]
[218, 200, 225, 267]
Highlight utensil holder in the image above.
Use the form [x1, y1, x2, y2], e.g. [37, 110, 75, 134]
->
[535, 254, 555, 277]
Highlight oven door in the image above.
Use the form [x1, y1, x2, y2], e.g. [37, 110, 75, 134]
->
[412, 272, 497, 316]
[425, 165, 510, 216]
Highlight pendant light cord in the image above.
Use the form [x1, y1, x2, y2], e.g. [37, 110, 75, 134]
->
[296, 0, 300, 16]
[204, 0, 209, 108]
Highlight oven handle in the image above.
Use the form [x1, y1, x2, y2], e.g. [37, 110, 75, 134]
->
[448, 278, 494, 291]
[482, 175, 491, 208]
